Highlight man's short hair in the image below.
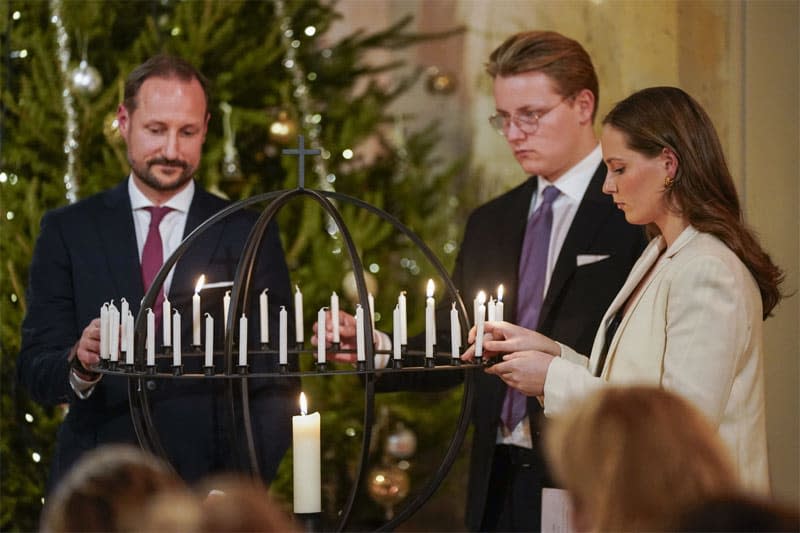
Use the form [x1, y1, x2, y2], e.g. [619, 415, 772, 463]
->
[486, 31, 599, 121]
[123, 54, 210, 114]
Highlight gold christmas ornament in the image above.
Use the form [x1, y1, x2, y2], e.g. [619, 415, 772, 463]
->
[268, 110, 298, 145]
[425, 66, 456, 95]
[366, 464, 410, 519]
[102, 112, 124, 147]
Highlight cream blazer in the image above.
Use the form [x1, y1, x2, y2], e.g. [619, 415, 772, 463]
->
[543, 225, 769, 493]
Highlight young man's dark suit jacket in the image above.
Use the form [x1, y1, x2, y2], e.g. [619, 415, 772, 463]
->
[377, 164, 647, 530]
[18, 180, 299, 491]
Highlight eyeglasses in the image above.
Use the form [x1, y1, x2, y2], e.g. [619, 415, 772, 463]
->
[488, 96, 570, 136]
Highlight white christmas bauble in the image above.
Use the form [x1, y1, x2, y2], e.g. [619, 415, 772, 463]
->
[69, 60, 103, 96]
[386, 423, 417, 459]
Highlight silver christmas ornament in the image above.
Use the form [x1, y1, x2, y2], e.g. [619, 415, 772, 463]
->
[69, 60, 102, 96]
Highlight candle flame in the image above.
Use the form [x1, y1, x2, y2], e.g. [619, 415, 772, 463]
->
[426, 279, 435, 298]
[195, 275, 206, 294]
[299, 392, 308, 415]
[295, 284, 301, 293]
[477, 290, 486, 304]
[497, 284, 504, 302]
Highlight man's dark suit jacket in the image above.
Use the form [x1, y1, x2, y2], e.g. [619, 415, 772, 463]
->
[378, 164, 647, 531]
[18, 180, 299, 491]
[456, 166, 647, 530]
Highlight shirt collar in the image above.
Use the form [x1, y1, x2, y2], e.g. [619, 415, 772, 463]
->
[128, 175, 194, 213]
[536, 143, 602, 202]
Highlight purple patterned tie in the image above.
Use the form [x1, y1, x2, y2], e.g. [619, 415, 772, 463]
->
[141, 206, 173, 326]
[501, 185, 560, 431]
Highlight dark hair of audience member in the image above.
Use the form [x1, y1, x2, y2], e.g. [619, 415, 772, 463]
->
[40, 444, 186, 532]
[673, 494, 800, 532]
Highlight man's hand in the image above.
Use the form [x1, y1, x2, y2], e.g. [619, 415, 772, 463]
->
[71, 318, 102, 376]
[311, 310, 359, 364]
[484, 350, 555, 396]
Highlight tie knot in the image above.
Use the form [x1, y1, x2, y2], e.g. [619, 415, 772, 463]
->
[145, 206, 173, 227]
[541, 185, 560, 205]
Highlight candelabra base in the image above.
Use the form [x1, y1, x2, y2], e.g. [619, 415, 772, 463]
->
[123, 363, 135, 373]
[474, 356, 483, 366]
[280, 363, 289, 373]
[331, 341, 341, 352]
[424, 358, 435, 369]
[191, 344, 202, 352]
[260, 342, 270, 351]
[172, 364, 184, 376]
[98, 359, 109, 369]
[204, 366, 214, 376]
[391, 359, 403, 369]
[162, 346, 172, 357]
[316, 362, 327, 372]
[237, 364, 248, 375]
[108, 361, 119, 371]
[146, 365, 157, 375]
[295, 512, 321, 533]
[356, 361, 367, 372]
[450, 357, 461, 367]
[295, 342, 304, 351]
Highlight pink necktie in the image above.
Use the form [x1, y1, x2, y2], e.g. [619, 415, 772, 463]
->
[501, 185, 560, 431]
[141, 206, 173, 326]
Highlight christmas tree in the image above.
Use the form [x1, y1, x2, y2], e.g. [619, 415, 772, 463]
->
[1, 0, 470, 530]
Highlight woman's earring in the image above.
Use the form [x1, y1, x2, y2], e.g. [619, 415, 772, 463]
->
[664, 175, 674, 189]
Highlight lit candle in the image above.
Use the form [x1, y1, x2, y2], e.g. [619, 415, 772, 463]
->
[392, 305, 401, 361]
[292, 392, 321, 514]
[317, 307, 326, 364]
[294, 285, 304, 343]
[125, 310, 134, 365]
[450, 302, 461, 357]
[259, 289, 269, 345]
[163, 296, 171, 346]
[205, 313, 213, 367]
[172, 309, 181, 366]
[355, 304, 365, 362]
[487, 297, 496, 322]
[193, 275, 204, 345]
[398, 291, 407, 345]
[109, 302, 120, 363]
[331, 291, 340, 343]
[223, 290, 231, 334]
[425, 279, 435, 358]
[239, 314, 248, 367]
[496, 284, 505, 321]
[475, 291, 486, 358]
[100, 303, 109, 361]
[368, 292, 375, 329]
[279, 306, 288, 365]
[146, 308, 155, 366]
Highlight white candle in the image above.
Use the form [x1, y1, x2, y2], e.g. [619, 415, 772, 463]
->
[100, 303, 109, 361]
[259, 289, 269, 344]
[172, 309, 181, 366]
[473, 294, 479, 328]
[292, 392, 321, 514]
[475, 291, 486, 358]
[425, 279, 435, 358]
[205, 313, 213, 367]
[317, 308, 326, 364]
[496, 284, 505, 322]
[120, 298, 129, 348]
[450, 302, 461, 357]
[355, 304, 365, 362]
[393, 305, 401, 360]
[368, 292, 375, 329]
[162, 296, 171, 346]
[487, 297, 496, 322]
[109, 303, 120, 363]
[331, 291, 340, 343]
[223, 290, 231, 334]
[294, 285, 304, 343]
[146, 308, 155, 366]
[193, 275, 204, 345]
[239, 314, 248, 367]
[125, 311, 134, 365]
[279, 306, 288, 365]
[398, 291, 407, 345]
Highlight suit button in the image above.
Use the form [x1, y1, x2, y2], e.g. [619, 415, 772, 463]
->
[146, 380, 157, 391]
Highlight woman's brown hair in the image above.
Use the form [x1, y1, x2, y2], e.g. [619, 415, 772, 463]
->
[603, 86, 783, 317]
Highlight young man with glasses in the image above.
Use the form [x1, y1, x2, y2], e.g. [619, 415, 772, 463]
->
[452, 31, 647, 531]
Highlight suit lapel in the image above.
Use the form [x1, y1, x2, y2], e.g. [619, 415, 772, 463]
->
[539, 164, 613, 324]
[97, 181, 144, 309]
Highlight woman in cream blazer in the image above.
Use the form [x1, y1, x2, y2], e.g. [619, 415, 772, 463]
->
[466, 87, 783, 494]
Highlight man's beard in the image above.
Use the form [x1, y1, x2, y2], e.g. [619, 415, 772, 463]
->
[131, 156, 196, 192]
